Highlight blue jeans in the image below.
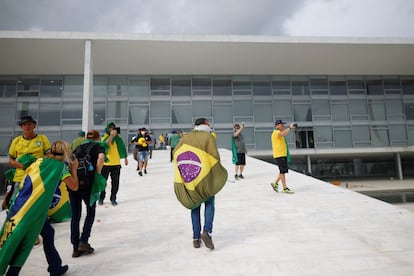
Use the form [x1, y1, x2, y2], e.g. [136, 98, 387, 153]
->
[191, 196, 215, 239]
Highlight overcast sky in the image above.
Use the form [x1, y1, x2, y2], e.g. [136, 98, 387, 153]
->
[0, 0, 413, 37]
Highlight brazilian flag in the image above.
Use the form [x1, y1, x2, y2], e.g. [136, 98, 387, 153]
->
[173, 131, 227, 209]
[0, 158, 65, 274]
[48, 181, 72, 223]
[90, 172, 107, 206]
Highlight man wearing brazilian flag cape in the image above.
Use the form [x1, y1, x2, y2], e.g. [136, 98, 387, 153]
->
[0, 141, 79, 275]
[173, 118, 228, 250]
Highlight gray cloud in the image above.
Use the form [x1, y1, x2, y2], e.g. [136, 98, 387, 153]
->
[0, 0, 413, 37]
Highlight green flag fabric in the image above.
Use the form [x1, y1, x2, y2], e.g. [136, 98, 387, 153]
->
[90, 172, 107, 206]
[231, 136, 238, 164]
[0, 158, 65, 273]
[173, 130, 228, 209]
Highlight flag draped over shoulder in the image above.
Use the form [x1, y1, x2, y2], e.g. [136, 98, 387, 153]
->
[48, 181, 71, 223]
[173, 131, 228, 209]
[4, 154, 37, 182]
[0, 158, 64, 274]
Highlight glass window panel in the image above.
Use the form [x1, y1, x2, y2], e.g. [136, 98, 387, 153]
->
[172, 79, 191, 96]
[350, 99, 368, 120]
[150, 101, 170, 117]
[94, 102, 106, 125]
[0, 103, 16, 127]
[330, 81, 347, 95]
[407, 126, 414, 145]
[213, 79, 232, 96]
[293, 104, 312, 121]
[384, 79, 401, 90]
[273, 100, 292, 118]
[332, 101, 349, 121]
[233, 80, 251, 90]
[62, 102, 82, 125]
[234, 100, 253, 117]
[39, 103, 61, 126]
[108, 77, 128, 96]
[213, 103, 232, 123]
[17, 78, 40, 91]
[405, 103, 414, 120]
[366, 80, 384, 95]
[172, 103, 192, 123]
[334, 129, 352, 147]
[151, 77, 170, 91]
[129, 79, 149, 97]
[252, 81, 271, 95]
[292, 81, 310, 95]
[63, 75, 83, 98]
[0, 133, 13, 155]
[352, 125, 370, 146]
[94, 76, 108, 97]
[371, 127, 389, 146]
[389, 125, 407, 145]
[192, 101, 212, 118]
[40, 79, 63, 97]
[386, 99, 404, 120]
[254, 102, 273, 122]
[312, 100, 331, 116]
[61, 130, 79, 145]
[16, 102, 38, 124]
[255, 130, 273, 150]
[129, 104, 149, 125]
[192, 77, 211, 91]
[310, 78, 328, 94]
[42, 131, 60, 144]
[0, 79, 17, 97]
[314, 126, 332, 148]
[347, 79, 365, 90]
[402, 79, 414, 95]
[368, 101, 386, 121]
[107, 101, 128, 119]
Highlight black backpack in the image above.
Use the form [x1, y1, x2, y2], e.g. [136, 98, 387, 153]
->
[73, 142, 96, 190]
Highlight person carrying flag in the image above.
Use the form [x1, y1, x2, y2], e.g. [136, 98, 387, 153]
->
[0, 140, 79, 276]
[69, 130, 105, 258]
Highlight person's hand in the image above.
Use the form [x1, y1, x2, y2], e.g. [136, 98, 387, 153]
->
[110, 129, 117, 137]
[289, 122, 296, 129]
[70, 158, 79, 171]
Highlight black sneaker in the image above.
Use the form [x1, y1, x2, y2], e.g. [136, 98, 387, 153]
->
[98, 199, 104, 205]
[193, 239, 201, 248]
[138, 171, 143, 176]
[78, 242, 94, 254]
[238, 174, 244, 179]
[201, 231, 215, 250]
[234, 174, 239, 180]
[111, 200, 118, 206]
[144, 169, 147, 174]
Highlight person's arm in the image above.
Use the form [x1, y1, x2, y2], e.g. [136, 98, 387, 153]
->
[96, 153, 105, 173]
[8, 156, 25, 169]
[278, 123, 296, 137]
[233, 125, 244, 138]
[64, 159, 79, 191]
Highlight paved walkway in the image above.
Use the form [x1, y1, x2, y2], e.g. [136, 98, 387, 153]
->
[1, 149, 414, 275]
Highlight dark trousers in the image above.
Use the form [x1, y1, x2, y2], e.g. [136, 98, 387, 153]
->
[100, 165, 121, 202]
[40, 220, 64, 274]
[69, 189, 96, 251]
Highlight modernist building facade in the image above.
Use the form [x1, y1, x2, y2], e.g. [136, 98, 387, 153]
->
[0, 31, 413, 181]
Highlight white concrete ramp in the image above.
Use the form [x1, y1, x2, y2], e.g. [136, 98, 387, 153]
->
[2, 149, 414, 275]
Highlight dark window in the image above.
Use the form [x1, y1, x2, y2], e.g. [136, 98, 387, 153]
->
[329, 81, 347, 95]
[252, 81, 271, 95]
[366, 80, 384, 95]
[213, 79, 232, 96]
[402, 79, 414, 95]
[292, 81, 310, 95]
[172, 79, 191, 96]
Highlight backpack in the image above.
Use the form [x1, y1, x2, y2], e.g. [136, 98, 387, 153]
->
[73, 142, 96, 190]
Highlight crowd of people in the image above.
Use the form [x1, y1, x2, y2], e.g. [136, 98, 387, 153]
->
[0, 114, 296, 275]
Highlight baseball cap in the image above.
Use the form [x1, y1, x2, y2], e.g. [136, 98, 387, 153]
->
[275, 120, 286, 125]
[18, 115, 37, 126]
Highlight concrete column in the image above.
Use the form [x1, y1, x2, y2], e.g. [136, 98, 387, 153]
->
[307, 155, 312, 175]
[82, 40, 94, 132]
[395, 152, 403, 180]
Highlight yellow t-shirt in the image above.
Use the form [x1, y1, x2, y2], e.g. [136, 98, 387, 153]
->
[8, 134, 51, 182]
[271, 129, 287, 158]
[102, 134, 121, 166]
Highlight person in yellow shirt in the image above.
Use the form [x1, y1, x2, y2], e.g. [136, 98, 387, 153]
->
[99, 122, 128, 206]
[270, 120, 296, 194]
[159, 133, 165, 149]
